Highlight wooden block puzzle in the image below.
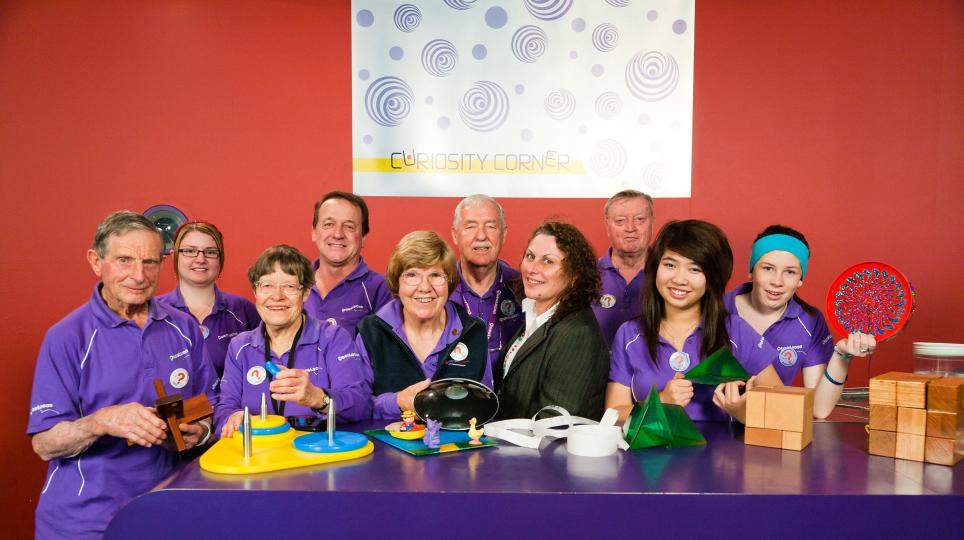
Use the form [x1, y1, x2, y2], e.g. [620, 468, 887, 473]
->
[925, 410, 961, 439]
[926, 376, 964, 412]
[924, 436, 963, 466]
[744, 427, 783, 449]
[868, 373, 964, 465]
[868, 404, 897, 432]
[896, 407, 927, 436]
[868, 429, 896, 458]
[743, 387, 814, 451]
[895, 432, 925, 461]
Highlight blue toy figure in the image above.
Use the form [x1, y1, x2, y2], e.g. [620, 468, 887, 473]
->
[423, 417, 442, 448]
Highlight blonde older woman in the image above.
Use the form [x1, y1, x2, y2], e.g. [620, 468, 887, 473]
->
[356, 231, 489, 419]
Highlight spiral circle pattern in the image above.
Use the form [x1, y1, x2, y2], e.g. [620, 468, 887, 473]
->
[642, 162, 665, 190]
[511, 25, 547, 63]
[364, 76, 414, 127]
[592, 23, 619, 52]
[444, 0, 477, 10]
[544, 88, 576, 120]
[523, 0, 572, 21]
[421, 39, 458, 77]
[833, 269, 908, 335]
[591, 140, 627, 178]
[605, 0, 632, 6]
[393, 4, 421, 33]
[459, 81, 510, 132]
[594, 92, 622, 118]
[625, 50, 679, 101]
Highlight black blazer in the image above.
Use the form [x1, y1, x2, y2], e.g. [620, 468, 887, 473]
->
[493, 306, 610, 420]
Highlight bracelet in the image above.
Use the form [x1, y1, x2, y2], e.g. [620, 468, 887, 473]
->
[824, 368, 848, 386]
[833, 347, 853, 361]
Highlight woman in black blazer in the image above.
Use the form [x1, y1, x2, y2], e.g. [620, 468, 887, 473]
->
[494, 221, 609, 420]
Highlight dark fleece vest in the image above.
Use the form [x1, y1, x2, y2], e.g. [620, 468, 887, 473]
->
[358, 302, 488, 395]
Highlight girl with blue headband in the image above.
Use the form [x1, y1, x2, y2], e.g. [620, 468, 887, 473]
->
[723, 225, 876, 418]
[606, 220, 784, 424]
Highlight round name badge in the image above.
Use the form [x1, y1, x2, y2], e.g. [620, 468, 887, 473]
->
[600, 294, 616, 309]
[450, 342, 469, 361]
[779, 348, 798, 367]
[199, 324, 210, 339]
[325, 318, 338, 327]
[247, 366, 267, 385]
[500, 299, 517, 316]
[169, 368, 189, 389]
[668, 351, 691, 372]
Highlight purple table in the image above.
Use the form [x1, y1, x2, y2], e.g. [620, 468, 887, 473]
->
[106, 420, 963, 539]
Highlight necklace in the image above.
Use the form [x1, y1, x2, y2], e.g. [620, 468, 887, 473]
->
[660, 319, 699, 350]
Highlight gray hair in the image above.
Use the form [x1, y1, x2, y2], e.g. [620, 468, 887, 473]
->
[603, 189, 654, 219]
[452, 194, 506, 229]
[92, 210, 162, 257]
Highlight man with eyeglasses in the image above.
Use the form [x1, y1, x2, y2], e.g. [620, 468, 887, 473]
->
[448, 194, 523, 376]
[593, 190, 655, 345]
[305, 191, 391, 335]
[26, 211, 217, 540]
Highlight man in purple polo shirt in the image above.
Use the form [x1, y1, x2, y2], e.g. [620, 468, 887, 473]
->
[305, 191, 391, 335]
[593, 190, 654, 344]
[27, 211, 216, 540]
[448, 194, 522, 375]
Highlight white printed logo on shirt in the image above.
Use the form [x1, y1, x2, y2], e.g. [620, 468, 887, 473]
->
[247, 366, 267, 385]
[170, 368, 189, 389]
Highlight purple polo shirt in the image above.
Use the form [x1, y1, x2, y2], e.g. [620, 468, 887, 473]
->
[357, 300, 472, 419]
[448, 260, 522, 370]
[725, 282, 835, 385]
[156, 285, 260, 376]
[214, 315, 372, 434]
[593, 249, 645, 345]
[609, 314, 777, 421]
[27, 285, 215, 540]
[304, 257, 391, 336]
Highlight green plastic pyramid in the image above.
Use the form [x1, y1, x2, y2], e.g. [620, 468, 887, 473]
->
[622, 386, 706, 449]
[683, 347, 750, 385]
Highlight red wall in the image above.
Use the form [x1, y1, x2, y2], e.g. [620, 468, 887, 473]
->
[1, 1, 962, 536]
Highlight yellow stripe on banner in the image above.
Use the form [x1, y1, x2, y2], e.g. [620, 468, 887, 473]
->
[353, 157, 585, 174]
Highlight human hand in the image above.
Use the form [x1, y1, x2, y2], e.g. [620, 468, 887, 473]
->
[396, 379, 431, 411]
[220, 411, 244, 439]
[93, 402, 167, 447]
[269, 365, 325, 408]
[178, 421, 209, 450]
[712, 377, 753, 423]
[836, 332, 877, 358]
[661, 373, 694, 407]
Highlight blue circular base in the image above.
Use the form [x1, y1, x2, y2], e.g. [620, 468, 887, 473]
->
[293, 431, 369, 453]
[238, 423, 291, 436]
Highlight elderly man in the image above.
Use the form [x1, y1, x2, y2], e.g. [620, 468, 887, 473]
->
[593, 190, 654, 344]
[27, 211, 216, 540]
[305, 191, 391, 335]
[449, 194, 522, 379]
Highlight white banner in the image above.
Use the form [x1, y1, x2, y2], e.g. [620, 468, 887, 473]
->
[351, 0, 694, 198]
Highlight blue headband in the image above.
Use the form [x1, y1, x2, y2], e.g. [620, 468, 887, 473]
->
[749, 234, 810, 278]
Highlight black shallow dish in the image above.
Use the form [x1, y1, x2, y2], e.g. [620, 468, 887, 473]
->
[414, 378, 499, 430]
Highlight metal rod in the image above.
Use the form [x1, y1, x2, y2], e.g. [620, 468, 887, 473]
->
[260, 392, 267, 422]
[242, 406, 252, 463]
[327, 396, 336, 445]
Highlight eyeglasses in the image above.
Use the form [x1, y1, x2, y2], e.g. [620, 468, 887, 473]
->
[178, 247, 221, 259]
[255, 282, 304, 297]
[401, 270, 448, 287]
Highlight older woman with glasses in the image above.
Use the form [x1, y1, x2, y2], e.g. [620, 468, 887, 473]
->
[356, 231, 489, 419]
[214, 245, 372, 438]
[156, 222, 260, 377]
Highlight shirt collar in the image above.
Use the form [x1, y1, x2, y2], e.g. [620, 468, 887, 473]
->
[311, 257, 371, 283]
[521, 298, 558, 337]
[169, 284, 229, 312]
[456, 260, 511, 299]
[249, 314, 319, 351]
[89, 283, 168, 328]
[599, 248, 617, 270]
